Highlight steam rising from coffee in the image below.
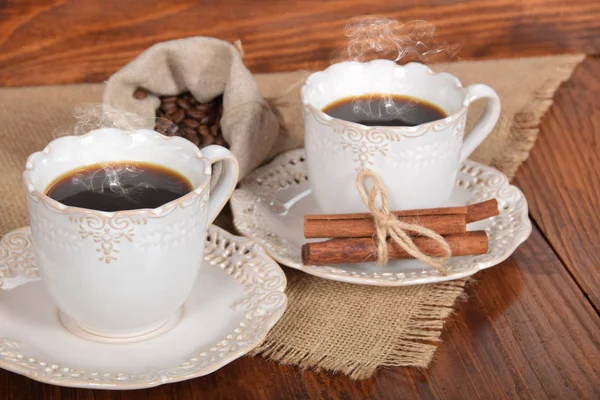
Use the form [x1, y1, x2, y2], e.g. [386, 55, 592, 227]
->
[61, 104, 181, 200]
[331, 17, 460, 124]
[350, 96, 419, 123]
[70, 163, 157, 203]
[332, 17, 460, 64]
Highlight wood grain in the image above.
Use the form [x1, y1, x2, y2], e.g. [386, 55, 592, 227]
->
[0, 0, 599, 86]
[1, 226, 598, 399]
[514, 56, 600, 310]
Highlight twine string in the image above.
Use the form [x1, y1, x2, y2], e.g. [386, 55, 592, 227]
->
[356, 168, 451, 275]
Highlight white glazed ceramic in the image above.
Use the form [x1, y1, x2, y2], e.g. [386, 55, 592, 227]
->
[302, 60, 501, 213]
[231, 149, 532, 286]
[22, 128, 239, 342]
[0, 225, 287, 389]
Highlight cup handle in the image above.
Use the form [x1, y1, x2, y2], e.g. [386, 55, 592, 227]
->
[200, 145, 239, 228]
[460, 84, 501, 162]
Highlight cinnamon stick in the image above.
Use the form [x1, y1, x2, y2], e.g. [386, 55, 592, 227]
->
[304, 214, 466, 238]
[301, 231, 488, 265]
[466, 199, 499, 223]
[303, 199, 498, 239]
[306, 204, 468, 221]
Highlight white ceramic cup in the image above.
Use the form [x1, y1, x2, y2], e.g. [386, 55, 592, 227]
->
[23, 128, 239, 342]
[302, 60, 501, 213]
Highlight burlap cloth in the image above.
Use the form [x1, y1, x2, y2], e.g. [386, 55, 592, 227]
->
[0, 54, 584, 379]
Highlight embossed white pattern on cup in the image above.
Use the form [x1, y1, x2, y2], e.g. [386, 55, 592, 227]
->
[22, 128, 239, 342]
[302, 60, 501, 213]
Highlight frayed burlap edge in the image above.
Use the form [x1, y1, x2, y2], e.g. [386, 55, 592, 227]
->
[251, 279, 467, 380]
[492, 54, 585, 179]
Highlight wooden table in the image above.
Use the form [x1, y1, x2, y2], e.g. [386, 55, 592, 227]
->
[1, 1, 599, 398]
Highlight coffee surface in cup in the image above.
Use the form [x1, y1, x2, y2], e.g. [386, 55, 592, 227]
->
[45, 162, 193, 211]
[322, 94, 447, 127]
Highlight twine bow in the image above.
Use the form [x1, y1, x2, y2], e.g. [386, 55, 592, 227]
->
[356, 168, 451, 275]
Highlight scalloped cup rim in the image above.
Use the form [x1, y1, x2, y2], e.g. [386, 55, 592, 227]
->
[22, 128, 212, 218]
[301, 60, 469, 132]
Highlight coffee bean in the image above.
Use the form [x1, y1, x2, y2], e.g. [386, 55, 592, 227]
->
[172, 109, 185, 124]
[134, 89, 148, 99]
[210, 125, 219, 137]
[194, 104, 210, 113]
[215, 137, 226, 146]
[161, 102, 176, 112]
[187, 109, 206, 119]
[183, 126, 196, 135]
[182, 127, 199, 144]
[176, 99, 191, 110]
[183, 118, 200, 128]
[198, 125, 210, 137]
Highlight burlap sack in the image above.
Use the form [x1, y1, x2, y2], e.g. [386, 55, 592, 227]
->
[102, 37, 279, 179]
[0, 53, 585, 380]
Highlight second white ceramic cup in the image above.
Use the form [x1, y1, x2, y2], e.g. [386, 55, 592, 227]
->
[302, 60, 501, 213]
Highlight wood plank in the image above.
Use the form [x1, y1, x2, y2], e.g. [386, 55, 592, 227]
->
[514, 56, 600, 310]
[414, 226, 600, 399]
[1, 226, 598, 399]
[0, 0, 599, 86]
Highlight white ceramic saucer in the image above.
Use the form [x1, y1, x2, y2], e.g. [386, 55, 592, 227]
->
[0, 225, 287, 390]
[231, 149, 532, 286]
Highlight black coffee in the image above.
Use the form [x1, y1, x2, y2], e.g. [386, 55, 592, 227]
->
[45, 162, 193, 212]
[322, 94, 447, 127]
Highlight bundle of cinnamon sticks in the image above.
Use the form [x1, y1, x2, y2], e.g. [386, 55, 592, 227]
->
[301, 199, 499, 265]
